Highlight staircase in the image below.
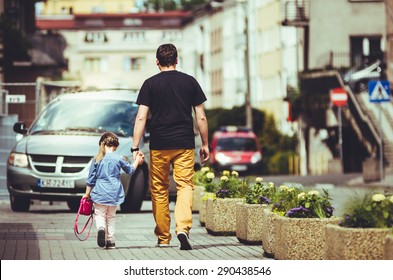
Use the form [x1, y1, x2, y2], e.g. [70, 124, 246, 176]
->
[335, 72, 393, 175]
[0, 114, 18, 199]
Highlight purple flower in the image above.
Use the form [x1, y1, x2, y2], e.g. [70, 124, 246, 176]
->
[259, 196, 271, 204]
[286, 206, 311, 218]
[216, 189, 230, 198]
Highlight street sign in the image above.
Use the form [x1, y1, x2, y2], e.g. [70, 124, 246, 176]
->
[330, 87, 347, 107]
[368, 80, 391, 103]
[5, 95, 26, 103]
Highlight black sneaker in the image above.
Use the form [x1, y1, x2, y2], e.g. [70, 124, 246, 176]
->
[106, 241, 116, 249]
[97, 228, 106, 248]
[177, 232, 192, 250]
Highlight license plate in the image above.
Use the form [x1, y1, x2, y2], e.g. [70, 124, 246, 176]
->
[232, 165, 247, 171]
[38, 178, 75, 188]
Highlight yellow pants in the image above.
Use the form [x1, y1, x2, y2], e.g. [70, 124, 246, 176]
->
[150, 149, 195, 244]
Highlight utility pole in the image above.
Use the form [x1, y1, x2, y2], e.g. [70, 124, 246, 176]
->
[244, 7, 253, 130]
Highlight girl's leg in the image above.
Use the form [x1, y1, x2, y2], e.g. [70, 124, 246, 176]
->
[94, 203, 107, 247]
[106, 205, 117, 243]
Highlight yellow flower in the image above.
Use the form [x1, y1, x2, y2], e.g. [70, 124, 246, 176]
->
[308, 190, 320, 196]
[231, 171, 239, 177]
[279, 185, 288, 191]
[201, 166, 210, 173]
[287, 187, 296, 192]
[255, 177, 264, 183]
[268, 182, 274, 188]
[206, 172, 215, 179]
[223, 170, 230, 176]
[372, 193, 386, 202]
[298, 192, 306, 200]
[389, 196, 393, 204]
[220, 175, 229, 181]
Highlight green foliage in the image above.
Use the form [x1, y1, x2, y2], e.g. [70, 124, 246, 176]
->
[193, 166, 217, 193]
[0, 14, 30, 65]
[271, 185, 302, 216]
[272, 186, 334, 218]
[216, 170, 245, 199]
[339, 192, 393, 228]
[245, 178, 277, 205]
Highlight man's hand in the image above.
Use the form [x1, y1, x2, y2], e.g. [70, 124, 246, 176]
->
[199, 146, 210, 164]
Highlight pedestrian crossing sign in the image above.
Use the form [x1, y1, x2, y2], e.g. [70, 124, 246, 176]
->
[368, 80, 391, 103]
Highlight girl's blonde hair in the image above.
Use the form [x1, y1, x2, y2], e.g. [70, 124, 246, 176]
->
[95, 132, 119, 162]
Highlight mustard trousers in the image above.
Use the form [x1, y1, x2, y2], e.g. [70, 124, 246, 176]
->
[150, 149, 195, 244]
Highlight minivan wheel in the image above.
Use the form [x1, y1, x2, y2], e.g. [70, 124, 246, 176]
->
[67, 199, 81, 212]
[10, 194, 30, 212]
[121, 168, 147, 213]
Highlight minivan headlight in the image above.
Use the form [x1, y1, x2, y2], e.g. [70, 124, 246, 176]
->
[251, 152, 262, 164]
[8, 153, 29, 168]
[215, 152, 232, 165]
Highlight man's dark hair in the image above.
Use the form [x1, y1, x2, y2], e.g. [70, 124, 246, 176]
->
[156, 43, 177, 67]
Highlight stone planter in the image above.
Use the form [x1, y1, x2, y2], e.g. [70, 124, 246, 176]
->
[236, 202, 267, 245]
[274, 215, 340, 260]
[192, 185, 205, 212]
[325, 224, 391, 260]
[261, 207, 276, 258]
[384, 234, 393, 260]
[205, 198, 244, 235]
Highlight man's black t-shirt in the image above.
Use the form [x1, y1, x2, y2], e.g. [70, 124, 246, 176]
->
[137, 70, 207, 150]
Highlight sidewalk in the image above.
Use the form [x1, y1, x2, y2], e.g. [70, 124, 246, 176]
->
[0, 200, 269, 260]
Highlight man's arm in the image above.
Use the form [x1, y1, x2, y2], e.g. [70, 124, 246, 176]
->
[132, 104, 149, 158]
[194, 104, 209, 164]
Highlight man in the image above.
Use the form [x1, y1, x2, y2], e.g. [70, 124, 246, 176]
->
[132, 43, 209, 250]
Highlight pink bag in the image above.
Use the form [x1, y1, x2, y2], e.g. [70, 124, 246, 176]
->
[74, 197, 94, 241]
[79, 197, 93, 215]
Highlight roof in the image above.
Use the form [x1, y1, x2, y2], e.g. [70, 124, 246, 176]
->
[36, 11, 193, 30]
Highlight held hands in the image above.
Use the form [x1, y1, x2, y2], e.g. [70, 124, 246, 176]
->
[134, 151, 145, 165]
[199, 146, 210, 164]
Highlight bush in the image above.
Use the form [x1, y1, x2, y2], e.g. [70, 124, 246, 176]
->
[339, 191, 393, 228]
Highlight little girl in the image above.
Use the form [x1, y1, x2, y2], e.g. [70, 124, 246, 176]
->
[83, 132, 144, 249]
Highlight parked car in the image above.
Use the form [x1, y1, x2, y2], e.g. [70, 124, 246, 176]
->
[209, 126, 262, 174]
[7, 89, 152, 212]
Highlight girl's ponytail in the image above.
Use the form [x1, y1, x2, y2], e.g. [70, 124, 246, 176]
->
[94, 132, 119, 162]
[95, 142, 106, 163]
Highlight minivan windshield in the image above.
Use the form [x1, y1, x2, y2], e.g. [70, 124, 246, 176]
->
[30, 99, 138, 137]
[217, 137, 257, 151]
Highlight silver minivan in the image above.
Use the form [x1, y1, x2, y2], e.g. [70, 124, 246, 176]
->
[7, 89, 151, 212]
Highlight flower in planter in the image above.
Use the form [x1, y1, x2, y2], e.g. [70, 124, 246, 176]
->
[287, 189, 334, 219]
[272, 185, 302, 216]
[215, 170, 246, 199]
[245, 177, 277, 205]
[193, 167, 218, 193]
[202, 192, 216, 201]
[339, 191, 393, 228]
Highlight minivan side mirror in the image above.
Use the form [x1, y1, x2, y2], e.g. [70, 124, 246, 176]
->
[13, 122, 28, 135]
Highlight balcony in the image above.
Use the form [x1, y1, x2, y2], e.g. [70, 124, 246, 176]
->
[282, 0, 309, 27]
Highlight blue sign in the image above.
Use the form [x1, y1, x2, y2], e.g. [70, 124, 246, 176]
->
[368, 80, 391, 103]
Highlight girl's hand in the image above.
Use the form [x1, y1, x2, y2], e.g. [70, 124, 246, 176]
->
[82, 194, 90, 199]
[136, 152, 144, 165]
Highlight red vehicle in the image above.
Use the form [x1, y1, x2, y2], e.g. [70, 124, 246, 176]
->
[209, 126, 262, 174]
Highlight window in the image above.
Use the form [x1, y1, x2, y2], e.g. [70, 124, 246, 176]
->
[84, 32, 108, 43]
[123, 31, 145, 42]
[123, 57, 146, 71]
[83, 57, 108, 73]
[350, 36, 383, 67]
